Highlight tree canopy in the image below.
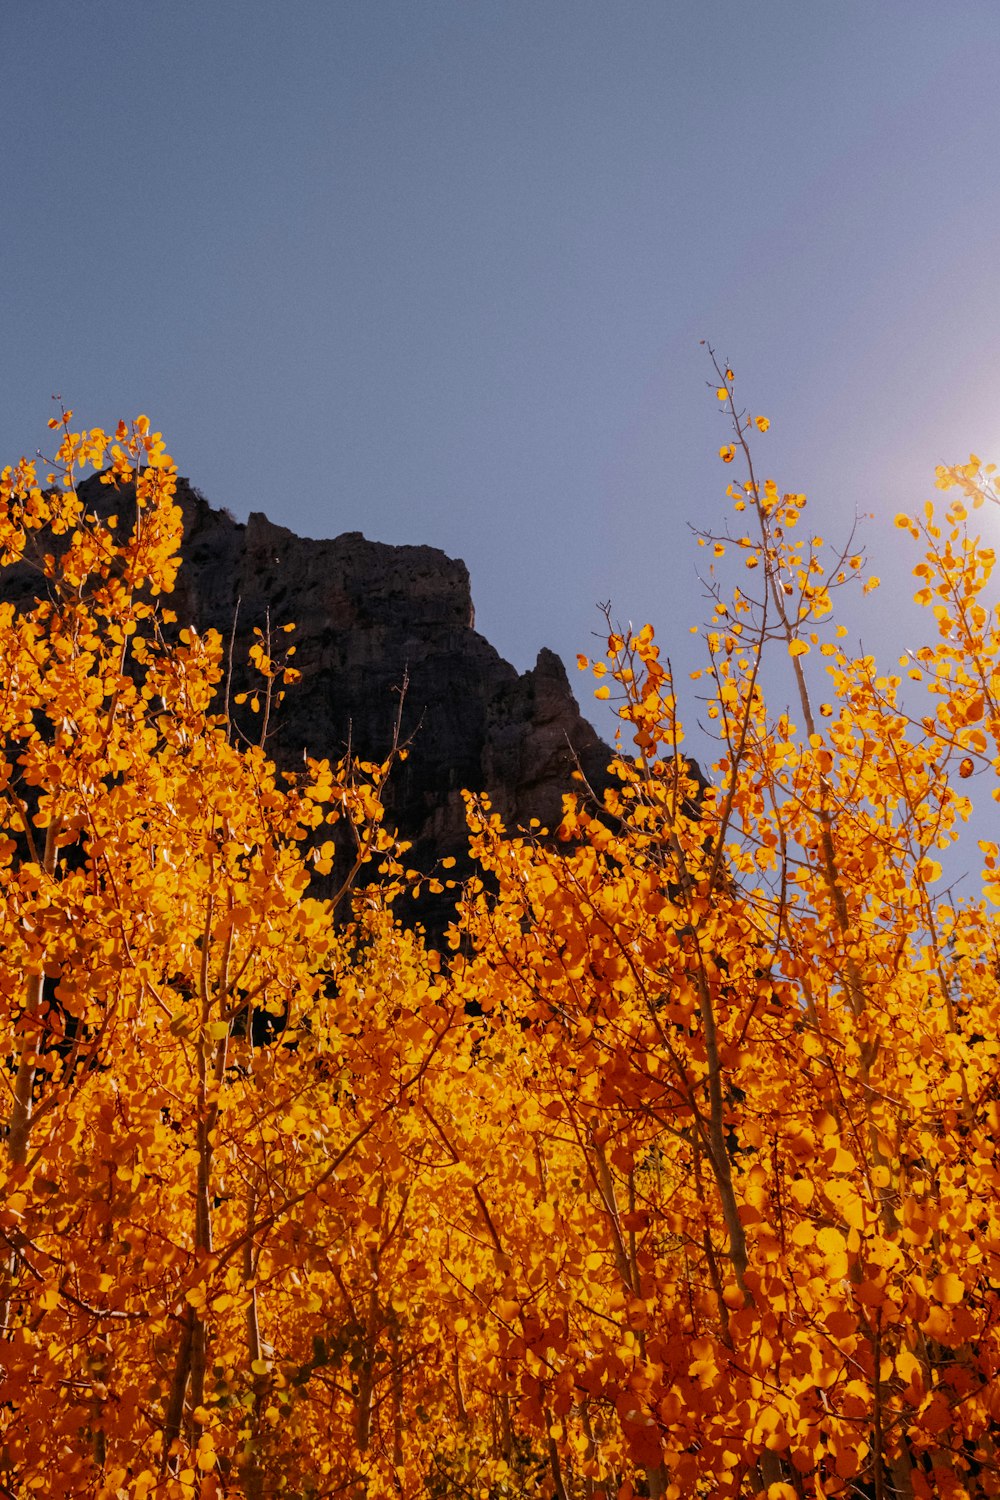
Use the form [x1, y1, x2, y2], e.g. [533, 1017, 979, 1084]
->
[2, 391, 1000, 1498]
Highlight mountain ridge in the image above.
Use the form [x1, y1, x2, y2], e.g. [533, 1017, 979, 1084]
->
[2, 473, 615, 925]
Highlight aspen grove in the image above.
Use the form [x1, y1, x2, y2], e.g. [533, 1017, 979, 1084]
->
[2, 382, 1000, 1499]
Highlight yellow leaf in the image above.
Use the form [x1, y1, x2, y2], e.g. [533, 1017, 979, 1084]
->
[922, 1305, 951, 1338]
[931, 1272, 963, 1305]
[787, 639, 809, 658]
[816, 1226, 843, 1257]
[754, 415, 770, 433]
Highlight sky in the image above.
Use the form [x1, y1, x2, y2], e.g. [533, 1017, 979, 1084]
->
[5, 2, 1000, 769]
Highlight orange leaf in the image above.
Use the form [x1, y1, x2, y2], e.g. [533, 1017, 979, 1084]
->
[931, 1272, 964, 1305]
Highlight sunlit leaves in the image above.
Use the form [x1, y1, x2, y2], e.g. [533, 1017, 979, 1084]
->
[0, 417, 474, 1497]
[8, 394, 1000, 1498]
[460, 367, 1000, 1494]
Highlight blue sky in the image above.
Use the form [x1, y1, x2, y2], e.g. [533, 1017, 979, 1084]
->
[4, 2, 1000, 759]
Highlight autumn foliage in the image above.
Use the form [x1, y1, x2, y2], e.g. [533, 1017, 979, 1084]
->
[3, 385, 1000, 1498]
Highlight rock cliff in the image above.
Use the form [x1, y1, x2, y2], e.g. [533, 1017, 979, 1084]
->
[19, 475, 614, 922]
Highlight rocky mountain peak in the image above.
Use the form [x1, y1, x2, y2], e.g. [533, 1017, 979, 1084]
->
[10, 474, 614, 921]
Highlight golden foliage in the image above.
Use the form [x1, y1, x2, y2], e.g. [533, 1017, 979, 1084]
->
[4, 390, 1000, 1499]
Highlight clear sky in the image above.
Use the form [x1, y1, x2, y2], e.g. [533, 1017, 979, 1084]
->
[4, 2, 1000, 748]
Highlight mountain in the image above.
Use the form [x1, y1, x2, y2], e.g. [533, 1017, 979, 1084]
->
[4, 474, 614, 927]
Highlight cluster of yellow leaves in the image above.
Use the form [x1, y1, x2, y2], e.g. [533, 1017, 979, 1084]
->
[6, 394, 1000, 1500]
[0, 426, 477, 1498]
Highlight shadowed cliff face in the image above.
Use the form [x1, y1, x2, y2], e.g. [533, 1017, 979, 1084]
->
[8, 474, 614, 927]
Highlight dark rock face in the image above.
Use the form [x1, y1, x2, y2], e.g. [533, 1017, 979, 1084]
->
[29, 475, 613, 913]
